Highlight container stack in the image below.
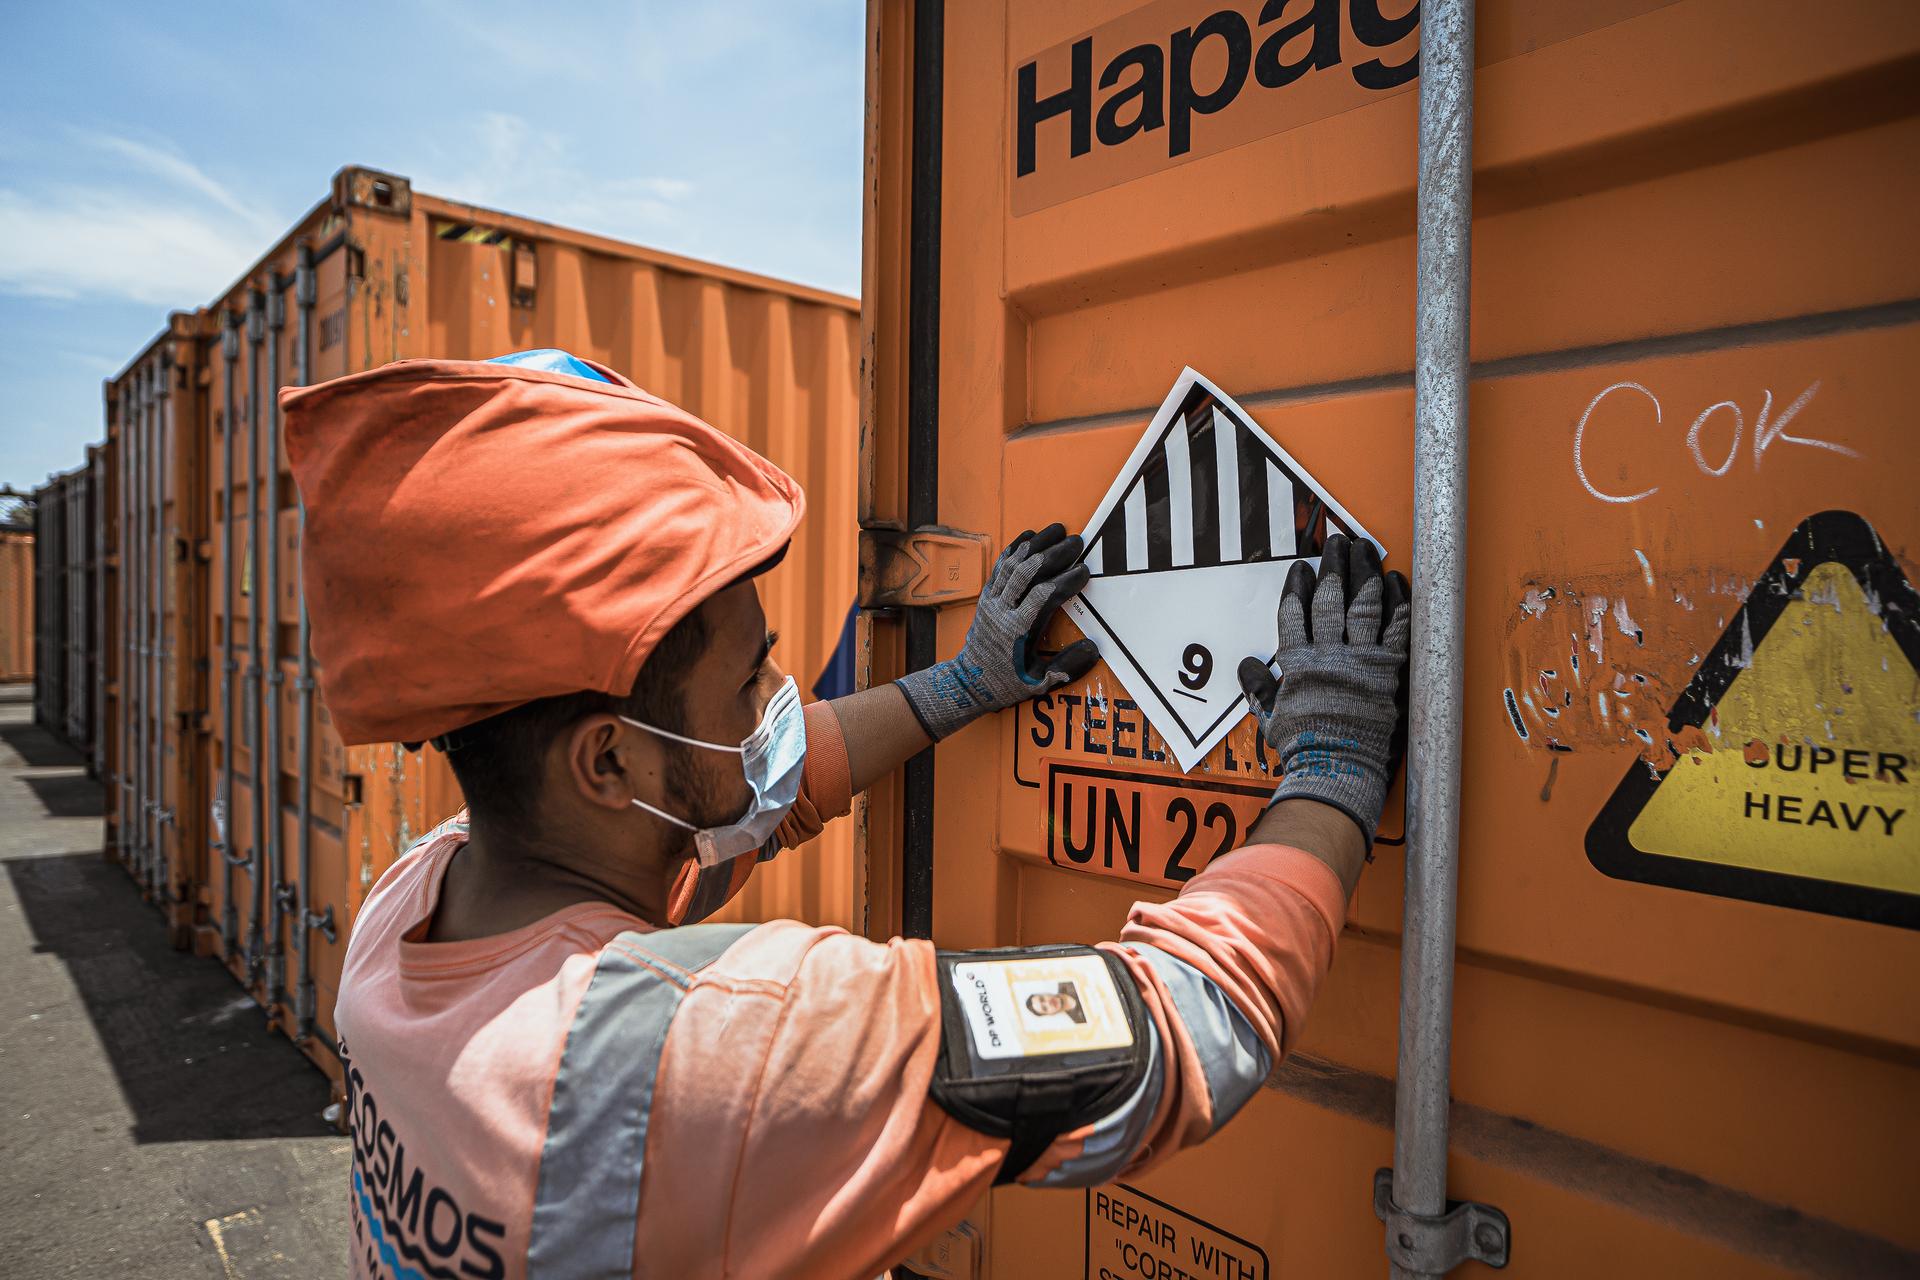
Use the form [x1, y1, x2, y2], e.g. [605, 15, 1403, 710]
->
[48, 166, 860, 1096]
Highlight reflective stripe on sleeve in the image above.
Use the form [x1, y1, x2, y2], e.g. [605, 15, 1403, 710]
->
[526, 923, 752, 1280]
[1122, 941, 1272, 1133]
[1029, 1016, 1165, 1188]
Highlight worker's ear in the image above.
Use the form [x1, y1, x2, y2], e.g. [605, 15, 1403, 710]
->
[562, 713, 664, 812]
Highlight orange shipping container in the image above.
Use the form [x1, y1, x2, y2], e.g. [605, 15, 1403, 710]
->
[0, 529, 31, 684]
[103, 319, 209, 944]
[859, 2, 1919, 1277]
[129, 167, 864, 1087]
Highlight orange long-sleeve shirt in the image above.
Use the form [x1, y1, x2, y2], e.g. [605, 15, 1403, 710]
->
[335, 703, 1347, 1280]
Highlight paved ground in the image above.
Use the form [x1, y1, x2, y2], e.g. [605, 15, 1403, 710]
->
[0, 684, 349, 1276]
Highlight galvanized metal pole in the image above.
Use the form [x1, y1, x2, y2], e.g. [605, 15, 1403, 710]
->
[1390, 0, 1476, 1276]
[220, 313, 244, 953]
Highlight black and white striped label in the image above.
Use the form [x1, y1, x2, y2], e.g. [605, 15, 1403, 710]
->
[1063, 368, 1381, 772]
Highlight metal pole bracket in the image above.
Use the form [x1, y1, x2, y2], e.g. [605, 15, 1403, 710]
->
[1374, 1168, 1510, 1273]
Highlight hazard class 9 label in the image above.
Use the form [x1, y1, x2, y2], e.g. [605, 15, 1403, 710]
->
[1086, 1184, 1268, 1280]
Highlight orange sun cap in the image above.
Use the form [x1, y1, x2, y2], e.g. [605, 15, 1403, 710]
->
[280, 357, 804, 746]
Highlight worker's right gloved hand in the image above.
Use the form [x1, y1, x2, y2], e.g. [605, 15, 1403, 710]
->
[896, 524, 1099, 741]
[1237, 533, 1411, 846]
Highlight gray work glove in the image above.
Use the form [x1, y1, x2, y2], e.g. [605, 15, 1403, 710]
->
[897, 524, 1099, 741]
[1237, 533, 1411, 846]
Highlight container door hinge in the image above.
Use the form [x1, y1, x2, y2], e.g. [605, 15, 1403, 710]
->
[1373, 1168, 1510, 1273]
[857, 526, 989, 612]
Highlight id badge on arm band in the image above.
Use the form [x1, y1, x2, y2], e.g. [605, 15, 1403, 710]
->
[948, 952, 1135, 1062]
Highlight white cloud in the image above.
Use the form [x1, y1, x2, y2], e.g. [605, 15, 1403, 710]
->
[58, 348, 123, 375]
[409, 111, 695, 243]
[0, 130, 277, 306]
[67, 129, 272, 232]
[0, 186, 259, 305]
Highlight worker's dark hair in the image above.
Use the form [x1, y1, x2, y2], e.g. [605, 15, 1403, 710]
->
[433, 603, 710, 830]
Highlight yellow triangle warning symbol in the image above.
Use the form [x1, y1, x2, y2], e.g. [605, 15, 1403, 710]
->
[1586, 511, 1920, 929]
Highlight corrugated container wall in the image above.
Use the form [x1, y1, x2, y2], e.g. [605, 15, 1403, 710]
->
[861, 2, 1920, 1277]
[99, 168, 862, 1087]
[2, 530, 32, 684]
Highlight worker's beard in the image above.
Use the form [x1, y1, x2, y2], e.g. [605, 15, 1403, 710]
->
[659, 739, 742, 856]
[657, 740, 764, 927]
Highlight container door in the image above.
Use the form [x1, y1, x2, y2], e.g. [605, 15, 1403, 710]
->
[162, 324, 209, 951]
[863, 2, 1920, 1275]
[295, 210, 389, 1074]
[205, 309, 253, 976]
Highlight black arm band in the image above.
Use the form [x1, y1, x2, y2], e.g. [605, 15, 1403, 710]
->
[928, 944, 1151, 1185]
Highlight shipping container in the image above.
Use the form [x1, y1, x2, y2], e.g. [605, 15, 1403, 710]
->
[98, 166, 865, 1087]
[1, 528, 31, 684]
[860, 2, 1920, 1278]
[29, 465, 99, 754]
[102, 317, 208, 945]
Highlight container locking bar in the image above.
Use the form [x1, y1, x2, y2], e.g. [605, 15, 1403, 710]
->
[1373, 1169, 1509, 1273]
[857, 526, 987, 612]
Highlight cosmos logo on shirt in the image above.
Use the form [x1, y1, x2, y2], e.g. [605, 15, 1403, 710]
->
[342, 1038, 509, 1280]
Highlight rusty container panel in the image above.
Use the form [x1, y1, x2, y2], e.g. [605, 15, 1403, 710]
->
[103, 316, 211, 950]
[179, 168, 861, 1086]
[863, 1, 1920, 1275]
[5, 528, 35, 684]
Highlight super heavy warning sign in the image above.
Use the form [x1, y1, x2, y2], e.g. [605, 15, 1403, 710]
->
[1586, 511, 1920, 928]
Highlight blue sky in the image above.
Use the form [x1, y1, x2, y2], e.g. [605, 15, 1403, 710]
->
[0, 1, 865, 492]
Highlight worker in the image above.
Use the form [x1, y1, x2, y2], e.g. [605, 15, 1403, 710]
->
[283, 349, 1410, 1280]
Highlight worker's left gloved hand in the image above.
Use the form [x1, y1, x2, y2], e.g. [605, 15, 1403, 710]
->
[896, 524, 1099, 741]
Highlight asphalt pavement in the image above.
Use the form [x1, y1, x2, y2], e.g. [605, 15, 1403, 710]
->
[0, 683, 349, 1276]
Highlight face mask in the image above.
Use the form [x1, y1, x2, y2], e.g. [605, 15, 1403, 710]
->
[623, 675, 807, 871]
